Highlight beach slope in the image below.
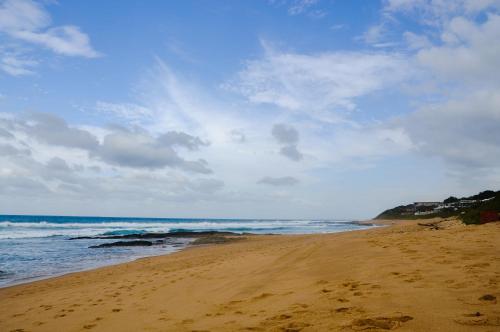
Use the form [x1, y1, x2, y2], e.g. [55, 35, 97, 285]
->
[1, 219, 499, 331]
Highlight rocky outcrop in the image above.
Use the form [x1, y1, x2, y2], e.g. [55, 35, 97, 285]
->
[77, 231, 250, 249]
[71, 231, 241, 241]
[89, 240, 153, 248]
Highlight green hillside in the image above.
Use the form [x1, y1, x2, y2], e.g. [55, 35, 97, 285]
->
[376, 190, 500, 224]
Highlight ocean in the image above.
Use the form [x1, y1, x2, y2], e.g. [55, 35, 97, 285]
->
[0, 215, 372, 287]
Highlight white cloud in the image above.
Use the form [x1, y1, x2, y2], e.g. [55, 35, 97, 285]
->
[269, 0, 324, 17]
[416, 14, 500, 83]
[94, 128, 212, 173]
[0, 0, 99, 76]
[402, 91, 500, 170]
[2, 1, 499, 217]
[330, 24, 345, 31]
[360, 24, 398, 48]
[0, 111, 229, 215]
[26, 112, 99, 150]
[228, 41, 409, 122]
[403, 31, 432, 50]
[95, 101, 154, 124]
[376, 0, 500, 182]
[0, 0, 49, 32]
[1, 112, 213, 173]
[326, 125, 414, 164]
[288, 0, 319, 15]
[12, 25, 100, 58]
[384, 0, 500, 25]
[118, 57, 415, 195]
[0, 53, 37, 76]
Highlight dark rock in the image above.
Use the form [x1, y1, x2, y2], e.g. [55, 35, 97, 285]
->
[89, 240, 153, 248]
[71, 230, 243, 241]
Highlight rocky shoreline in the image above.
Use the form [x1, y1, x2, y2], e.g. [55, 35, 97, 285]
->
[70, 231, 249, 248]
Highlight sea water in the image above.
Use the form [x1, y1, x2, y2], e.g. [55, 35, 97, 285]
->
[0, 215, 371, 287]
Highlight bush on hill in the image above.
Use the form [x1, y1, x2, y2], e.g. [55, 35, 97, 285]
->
[461, 195, 500, 225]
[376, 189, 500, 224]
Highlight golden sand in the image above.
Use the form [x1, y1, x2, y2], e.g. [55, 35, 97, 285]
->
[1, 219, 499, 331]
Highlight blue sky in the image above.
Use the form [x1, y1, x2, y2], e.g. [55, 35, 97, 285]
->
[1, 0, 500, 219]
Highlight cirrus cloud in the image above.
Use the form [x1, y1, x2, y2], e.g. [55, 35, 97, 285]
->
[228, 40, 410, 122]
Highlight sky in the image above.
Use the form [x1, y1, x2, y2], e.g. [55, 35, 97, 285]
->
[0, 0, 499, 219]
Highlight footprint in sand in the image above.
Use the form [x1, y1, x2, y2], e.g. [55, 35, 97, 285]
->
[454, 313, 500, 327]
[252, 293, 274, 300]
[316, 280, 329, 285]
[282, 321, 311, 331]
[243, 326, 264, 331]
[272, 314, 292, 320]
[11, 313, 25, 318]
[351, 315, 413, 330]
[479, 294, 497, 303]
[336, 306, 365, 315]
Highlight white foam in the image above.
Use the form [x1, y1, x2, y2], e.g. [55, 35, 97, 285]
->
[0, 219, 354, 239]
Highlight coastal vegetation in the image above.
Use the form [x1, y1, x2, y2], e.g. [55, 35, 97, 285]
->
[376, 190, 500, 224]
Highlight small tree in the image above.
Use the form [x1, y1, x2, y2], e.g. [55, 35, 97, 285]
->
[443, 196, 459, 204]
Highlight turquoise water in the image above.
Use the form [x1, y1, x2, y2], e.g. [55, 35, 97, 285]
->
[0, 215, 371, 287]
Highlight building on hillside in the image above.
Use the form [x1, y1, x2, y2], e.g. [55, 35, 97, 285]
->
[414, 210, 436, 216]
[413, 202, 441, 216]
[414, 202, 441, 208]
[459, 199, 478, 208]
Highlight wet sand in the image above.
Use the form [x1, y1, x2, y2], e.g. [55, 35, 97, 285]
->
[1, 218, 499, 331]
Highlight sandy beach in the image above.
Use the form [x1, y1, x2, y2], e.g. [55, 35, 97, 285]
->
[1, 218, 499, 331]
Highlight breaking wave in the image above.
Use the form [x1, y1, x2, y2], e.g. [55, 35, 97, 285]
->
[0, 218, 362, 239]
